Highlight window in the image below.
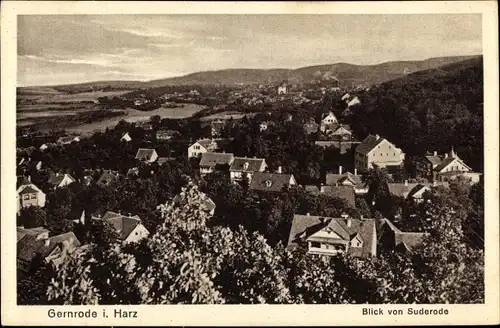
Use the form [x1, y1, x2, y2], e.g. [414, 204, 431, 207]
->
[310, 242, 321, 248]
[23, 194, 30, 200]
[380, 153, 383, 156]
[31, 194, 37, 200]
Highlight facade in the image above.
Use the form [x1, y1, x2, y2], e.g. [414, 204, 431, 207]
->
[188, 139, 216, 158]
[199, 152, 235, 176]
[319, 112, 339, 133]
[16, 178, 46, 213]
[355, 134, 405, 171]
[287, 214, 377, 259]
[102, 211, 150, 243]
[229, 157, 267, 183]
[303, 118, 319, 135]
[249, 172, 297, 192]
[135, 148, 158, 163]
[415, 149, 481, 184]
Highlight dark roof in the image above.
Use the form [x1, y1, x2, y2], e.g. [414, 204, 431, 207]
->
[102, 211, 143, 240]
[287, 214, 376, 258]
[424, 155, 443, 167]
[17, 232, 80, 264]
[249, 172, 295, 192]
[356, 134, 385, 155]
[97, 170, 120, 186]
[230, 157, 266, 172]
[135, 148, 157, 160]
[326, 172, 363, 187]
[17, 227, 49, 242]
[304, 185, 320, 196]
[196, 139, 214, 148]
[319, 185, 356, 207]
[380, 218, 427, 252]
[199, 152, 234, 167]
[17, 177, 32, 188]
[19, 185, 39, 195]
[406, 184, 430, 199]
[48, 173, 74, 186]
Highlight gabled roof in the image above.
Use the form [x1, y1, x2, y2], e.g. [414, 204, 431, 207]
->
[48, 173, 75, 187]
[356, 134, 386, 155]
[249, 172, 295, 192]
[388, 182, 420, 198]
[304, 185, 320, 195]
[230, 157, 266, 172]
[102, 211, 144, 241]
[406, 184, 431, 199]
[17, 232, 80, 264]
[424, 155, 443, 167]
[325, 172, 363, 187]
[18, 185, 39, 195]
[287, 214, 376, 258]
[321, 112, 338, 122]
[199, 152, 234, 167]
[135, 148, 157, 161]
[319, 185, 356, 207]
[17, 227, 49, 242]
[434, 157, 471, 172]
[332, 126, 352, 136]
[380, 218, 427, 252]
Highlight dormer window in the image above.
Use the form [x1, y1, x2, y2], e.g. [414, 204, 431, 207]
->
[265, 180, 272, 188]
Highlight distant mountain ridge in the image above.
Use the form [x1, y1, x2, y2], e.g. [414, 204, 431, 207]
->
[19, 55, 481, 92]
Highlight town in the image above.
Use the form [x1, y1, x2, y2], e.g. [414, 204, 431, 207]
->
[16, 58, 485, 305]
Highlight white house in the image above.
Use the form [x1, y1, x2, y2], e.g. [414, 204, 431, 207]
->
[229, 157, 267, 183]
[121, 132, 132, 142]
[188, 139, 216, 158]
[347, 96, 361, 107]
[355, 134, 405, 171]
[135, 148, 158, 163]
[17, 177, 46, 213]
[101, 211, 150, 244]
[320, 112, 339, 133]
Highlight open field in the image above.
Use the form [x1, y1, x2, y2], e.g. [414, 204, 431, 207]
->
[63, 103, 206, 133]
[200, 111, 257, 121]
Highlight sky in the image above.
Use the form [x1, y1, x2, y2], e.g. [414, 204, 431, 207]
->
[17, 14, 482, 86]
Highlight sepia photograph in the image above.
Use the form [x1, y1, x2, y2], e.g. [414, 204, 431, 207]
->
[2, 1, 499, 326]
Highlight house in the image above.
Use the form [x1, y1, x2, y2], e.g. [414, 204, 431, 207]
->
[379, 219, 427, 253]
[96, 170, 120, 187]
[211, 119, 226, 138]
[127, 167, 139, 176]
[347, 96, 361, 107]
[16, 177, 46, 213]
[341, 93, 350, 101]
[249, 170, 297, 192]
[17, 231, 81, 272]
[319, 112, 339, 133]
[287, 214, 377, 259]
[156, 130, 180, 141]
[303, 118, 319, 135]
[199, 152, 235, 176]
[388, 180, 449, 201]
[330, 126, 352, 141]
[135, 148, 158, 163]
[172, 192, 216, 216]
[188, 139, 216, 158]
[325, 167, 367, 195]
[415, 149, 481, 184]
[278, 82, 287, 95]
[101, 211, 150, 243]
[57, 136, 76, 145]
[120, 132, 132, 142]
[134, 98, 149, 106]
[355, 134, 405, 171]
[319, 185, 356, 208]
[17, 226, 50, 242]
[304, 185, 320, 196]
[47, 173, 76, 189]
[229, 157, 267, 183]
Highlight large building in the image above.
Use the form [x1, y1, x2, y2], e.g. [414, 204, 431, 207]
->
[355, 134, 405, 171]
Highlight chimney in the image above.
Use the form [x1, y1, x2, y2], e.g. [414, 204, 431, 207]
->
[375, 134, 380, 140]
[404, 180, 408, 186]
[277, 166, 282, 174]
[339, 165, 343, 175]
[433, 151, 437, 156]
[354, 168, 358, 176]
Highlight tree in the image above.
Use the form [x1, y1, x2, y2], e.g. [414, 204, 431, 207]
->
[47, 183, 292, 304]
[361, 166, 392, 215]
[18, 206, 48, 228]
